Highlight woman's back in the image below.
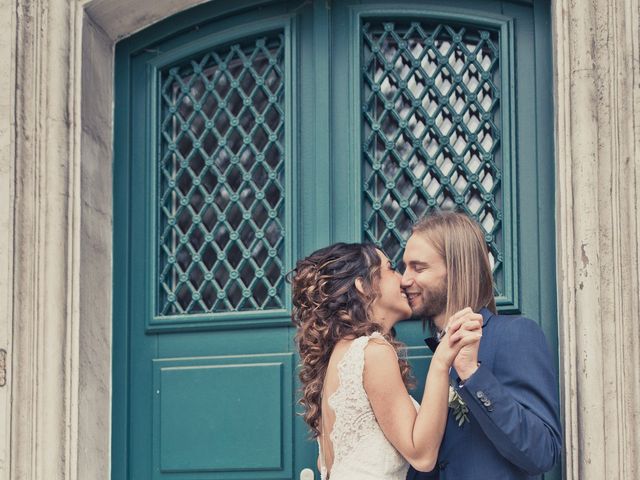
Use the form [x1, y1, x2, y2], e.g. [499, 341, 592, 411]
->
[318, 333, 415, 480]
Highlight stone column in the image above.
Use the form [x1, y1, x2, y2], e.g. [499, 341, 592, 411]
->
[0, 0, 16, 479]
[554, 0, 640, 478]
[9, 0, 81, 479]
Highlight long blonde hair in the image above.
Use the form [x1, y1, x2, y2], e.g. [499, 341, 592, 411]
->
[413, 210, 496, 323]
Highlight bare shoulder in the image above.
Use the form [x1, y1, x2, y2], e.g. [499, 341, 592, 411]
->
[365, 337, 396, 357]
[363, 338, 400, 374]
[363, 338, 405, 396]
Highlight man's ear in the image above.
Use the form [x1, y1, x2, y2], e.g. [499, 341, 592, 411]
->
[354, 277, 366, 295]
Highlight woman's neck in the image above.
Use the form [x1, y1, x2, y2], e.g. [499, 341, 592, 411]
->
[369, 311, 397, 334]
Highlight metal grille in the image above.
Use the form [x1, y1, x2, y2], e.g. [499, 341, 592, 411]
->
[362, 21, 502, 278]
[158, 33, 286, 316]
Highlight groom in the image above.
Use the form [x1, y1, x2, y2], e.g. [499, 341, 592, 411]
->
[402, 211, 562, 480]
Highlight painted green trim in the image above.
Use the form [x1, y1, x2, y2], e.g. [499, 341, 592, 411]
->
[121, 0, 279, 57]
[114, 3, 306, 479]
[112, 45, 133, 480]
[311, 0, 333, 248]
[127, 47, 160, 480]
[285, 10, 298, 321]
[144, 14, 298, 332]
[344, 4, 520, 311]
[144, 16, 293, 71]
[532, 1, 560, 479]
[498, 13, 519, 313]
[350, 5, 363, 242]
[148, 310, 292, 333]
[349, 4, 515, 28]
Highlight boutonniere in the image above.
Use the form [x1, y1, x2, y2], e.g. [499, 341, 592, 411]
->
[448, 386, 469, 427]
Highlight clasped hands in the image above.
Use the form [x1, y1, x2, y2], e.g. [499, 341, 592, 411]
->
[432, 307, 483, 381]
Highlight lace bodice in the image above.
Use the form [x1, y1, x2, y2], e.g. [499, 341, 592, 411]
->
[317, 333, 419, 480]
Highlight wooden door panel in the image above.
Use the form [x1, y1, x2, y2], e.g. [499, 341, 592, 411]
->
[115, 2, 557, 480]
[115, 2, 313, 479]
[153, 354, 293, 477]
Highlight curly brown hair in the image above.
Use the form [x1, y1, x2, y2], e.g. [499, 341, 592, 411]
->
[290, 242, 414, 437]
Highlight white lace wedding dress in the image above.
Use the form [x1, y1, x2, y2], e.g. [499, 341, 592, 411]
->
[317, 332, 420, 480]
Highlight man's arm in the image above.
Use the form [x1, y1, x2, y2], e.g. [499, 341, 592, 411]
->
[454, 316, 562, 475]
[406, 466, 438, 480]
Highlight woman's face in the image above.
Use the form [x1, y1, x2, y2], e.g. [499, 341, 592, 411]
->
[369, 249, 412, 325]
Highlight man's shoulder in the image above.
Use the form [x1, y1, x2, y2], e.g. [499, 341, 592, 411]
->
[489, 312, 540, 330]
[486, 312, 547, 346]
[484, 314, 545, 343]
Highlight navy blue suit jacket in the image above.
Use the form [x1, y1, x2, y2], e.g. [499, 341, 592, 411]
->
[407, 308, 562, 480]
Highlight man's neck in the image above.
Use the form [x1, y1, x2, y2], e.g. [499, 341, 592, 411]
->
[433, 312, 447, 333]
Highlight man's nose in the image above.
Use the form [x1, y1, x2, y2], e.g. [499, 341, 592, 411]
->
[401, 270, 413, 288]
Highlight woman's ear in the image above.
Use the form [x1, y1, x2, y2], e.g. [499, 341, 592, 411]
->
[354, 277, 366, 295]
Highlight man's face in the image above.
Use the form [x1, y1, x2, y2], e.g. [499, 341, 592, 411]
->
[401, 234, 448, 321]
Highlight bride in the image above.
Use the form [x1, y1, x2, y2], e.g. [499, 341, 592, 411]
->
[291, 243, 482, 480]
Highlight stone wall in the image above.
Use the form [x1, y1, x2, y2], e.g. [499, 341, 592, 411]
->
[0, 1, 638, 479]
[553, 0, 640, 477]
[0, 0, 15, 478]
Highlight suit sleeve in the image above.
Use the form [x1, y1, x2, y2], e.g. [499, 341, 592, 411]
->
[406, 466, 438, 480]
[454, 317, 562, 475]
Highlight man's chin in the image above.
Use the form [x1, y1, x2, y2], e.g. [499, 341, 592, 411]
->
[410, 303, 428, 318]
[409, 305, 438, 331]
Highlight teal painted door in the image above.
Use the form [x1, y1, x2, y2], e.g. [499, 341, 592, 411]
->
[113, 1, 557, 479]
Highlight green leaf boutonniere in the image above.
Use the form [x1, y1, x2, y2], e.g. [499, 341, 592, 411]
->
[448, 386, 469, 427]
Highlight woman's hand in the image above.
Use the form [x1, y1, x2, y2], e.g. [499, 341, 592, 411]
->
[363, 308, 482, 472]
[432, 307, 483, 369]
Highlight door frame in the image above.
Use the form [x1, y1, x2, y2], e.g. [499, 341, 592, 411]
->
[114, 1, 559, 479]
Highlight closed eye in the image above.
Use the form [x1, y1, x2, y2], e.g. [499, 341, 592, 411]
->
[408, 262, 428, 273]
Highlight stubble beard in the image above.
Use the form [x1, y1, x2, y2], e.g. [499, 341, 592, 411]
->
[412, 283, 448, 333]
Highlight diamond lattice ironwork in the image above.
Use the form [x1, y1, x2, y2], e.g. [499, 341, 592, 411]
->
[158, 33, 286, 315]
[362, 20, 503, 284]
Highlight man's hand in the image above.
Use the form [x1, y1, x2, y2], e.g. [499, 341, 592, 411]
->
[451, 308, 483, 381]
[432, 308, 483, 370]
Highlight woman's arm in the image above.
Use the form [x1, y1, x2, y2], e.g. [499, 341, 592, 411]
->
[364, 311, 482, 472]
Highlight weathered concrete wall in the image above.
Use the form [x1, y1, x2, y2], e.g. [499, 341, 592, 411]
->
[553, 0, 640, 477]
[82, 0, 211, 41]
[0, 0, 15, 479]
[8, 0, 78, 478]
[77, 13, 113, 480]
